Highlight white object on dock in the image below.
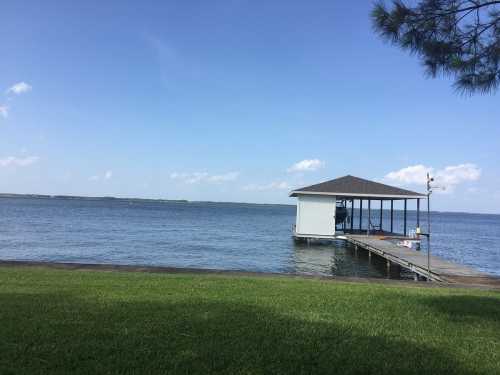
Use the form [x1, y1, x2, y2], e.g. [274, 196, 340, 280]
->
[398, 239, 421, 250]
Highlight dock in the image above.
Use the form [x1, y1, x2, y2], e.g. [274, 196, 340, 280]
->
[343, 234, 486, 283]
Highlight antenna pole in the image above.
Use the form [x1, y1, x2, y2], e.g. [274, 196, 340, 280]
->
[426, 173, 432, 280]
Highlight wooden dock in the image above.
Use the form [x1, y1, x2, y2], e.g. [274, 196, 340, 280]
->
[343, 234, 487, 283]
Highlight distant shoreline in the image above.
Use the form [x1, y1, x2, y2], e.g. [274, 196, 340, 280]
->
[0, 193, 293, 207]
[0, 193, 189, 204]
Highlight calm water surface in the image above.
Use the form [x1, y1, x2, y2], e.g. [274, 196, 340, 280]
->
[0, 197, 499, 278]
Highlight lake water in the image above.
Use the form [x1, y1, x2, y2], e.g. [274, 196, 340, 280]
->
[0, 197, 499, 278]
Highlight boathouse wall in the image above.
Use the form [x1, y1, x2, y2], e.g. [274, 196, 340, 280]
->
[295, 195, 336, 237]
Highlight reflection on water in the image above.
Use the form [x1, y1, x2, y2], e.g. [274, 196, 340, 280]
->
[292, 240, 405, 279]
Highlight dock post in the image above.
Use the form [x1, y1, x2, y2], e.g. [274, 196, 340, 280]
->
[386, 260, 391, 277]
[390, 200, 393, 234]
[341, 200, 345, 231]
[350, 200, 354, 231]
[379, 200, 383, 231]
[403, 199, 407, 236]
[414, 273, 419, 282]
[359, 200, 363, 231]
[367, 200, 371, 235]
[368, 251, 372, 263]
[417, 198, 420, 228]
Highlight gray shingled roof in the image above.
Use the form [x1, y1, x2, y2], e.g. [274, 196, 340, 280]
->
[290, 175, 425, 199]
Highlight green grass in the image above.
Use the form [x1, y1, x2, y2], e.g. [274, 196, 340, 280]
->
[0, 266, 499, 374]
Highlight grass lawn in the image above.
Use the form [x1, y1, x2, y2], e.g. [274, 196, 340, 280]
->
[0, 266, 499, 374]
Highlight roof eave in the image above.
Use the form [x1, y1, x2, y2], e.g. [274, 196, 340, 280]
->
[289, 191, 425, 199]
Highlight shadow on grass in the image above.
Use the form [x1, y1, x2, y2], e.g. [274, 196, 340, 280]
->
[420, 294, 500, 323]
[0, 290, 472, 375]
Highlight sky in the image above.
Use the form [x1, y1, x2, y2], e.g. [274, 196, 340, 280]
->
[1, 1, 499, 213]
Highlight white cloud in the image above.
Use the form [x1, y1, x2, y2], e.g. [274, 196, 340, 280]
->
[89, 170, 113, 182]
[0, 155, 39, 167]
[1, 82, 32, 120]
[385, 163, 481, 191]
[287, 159, 325, 173]
[170, 171, 239, 184]
[170, 172, 207, 184]
[0, 105, 8, 118]
[385, 164, 431, 185]
[243, 181, 291, 191]
[7, 82, 32, 95]
[206, 171, 239, 183]
[435, 164, 480, 187]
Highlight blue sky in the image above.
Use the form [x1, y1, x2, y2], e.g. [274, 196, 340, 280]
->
[1, 1, 499, 213]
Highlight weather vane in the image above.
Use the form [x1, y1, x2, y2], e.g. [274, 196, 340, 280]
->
[425, 172, 446, 279]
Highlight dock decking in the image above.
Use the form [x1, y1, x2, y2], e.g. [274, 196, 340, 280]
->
[343, 234, 486, 282]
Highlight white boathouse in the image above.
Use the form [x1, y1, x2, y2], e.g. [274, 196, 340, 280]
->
[290, 175, 425, 239]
